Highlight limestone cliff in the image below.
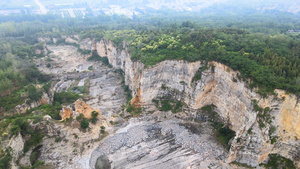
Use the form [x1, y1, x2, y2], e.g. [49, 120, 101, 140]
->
[84, 38, 300, 168]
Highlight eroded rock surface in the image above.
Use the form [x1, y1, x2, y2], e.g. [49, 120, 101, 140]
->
[90, 118, 227, 169]
[37, 45, 93, 74]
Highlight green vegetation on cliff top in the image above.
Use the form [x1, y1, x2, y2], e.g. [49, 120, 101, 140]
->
[0, 13, 299, 113]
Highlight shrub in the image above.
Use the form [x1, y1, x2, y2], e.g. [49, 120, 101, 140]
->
[27, 103, 62, 120]
[0, 148, 11, 169]
[10, 118, 30, 136]
[132, 107, 142, 116]
[23, 132, 44, 153]
[212, 122, 235, 151]
[43, 81, 52, 93]
[32, 160, 45, 169]
[91, 111, 99, 124]
[152, 99, 159, 105]
[153, 98, 184, 113]
[53, 91, 80, 104]
[30, 151, 38, 165]
[88, 52, 112, 68]
[160, 100, 172, 111]
[172, 101, 183, 113]
[55, 137, 62, 142]
[80, 118, 89, 129]
[27, 85, 42, 102]
[122, 85, 132, 103]
[100, 126, 105, 134]
[76, 113, 84, 121]
[192, 65, 208, 82]
[126, 105, 135, 113]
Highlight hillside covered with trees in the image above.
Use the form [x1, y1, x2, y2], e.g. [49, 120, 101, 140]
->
[0, 12, 299, 113]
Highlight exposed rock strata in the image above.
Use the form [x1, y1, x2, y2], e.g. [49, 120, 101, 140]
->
[90, 118, 227, 169]
[91, 39, 300, 168]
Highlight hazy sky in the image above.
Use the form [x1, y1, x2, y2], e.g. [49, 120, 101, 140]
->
[0, 0, 299, 15]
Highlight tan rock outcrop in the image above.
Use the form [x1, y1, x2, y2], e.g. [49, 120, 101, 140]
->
[60, 107, 73, 120]
[60, 99, 101, 120]
[74, 99, 101, 119]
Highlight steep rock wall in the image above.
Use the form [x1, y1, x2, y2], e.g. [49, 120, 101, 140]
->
[95, 39, 144, 97]
[80, 38, 300, 167]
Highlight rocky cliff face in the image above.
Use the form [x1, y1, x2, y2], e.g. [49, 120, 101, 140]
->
[87, 38, 300, 168]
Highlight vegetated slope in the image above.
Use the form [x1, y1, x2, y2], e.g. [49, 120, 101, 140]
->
[80, 26, 300, 97]
[0, 13, 298, 108]
[0, 38, 50, 113]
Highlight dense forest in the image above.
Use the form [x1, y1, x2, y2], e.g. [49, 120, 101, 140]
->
[0, 12, 299, 114]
